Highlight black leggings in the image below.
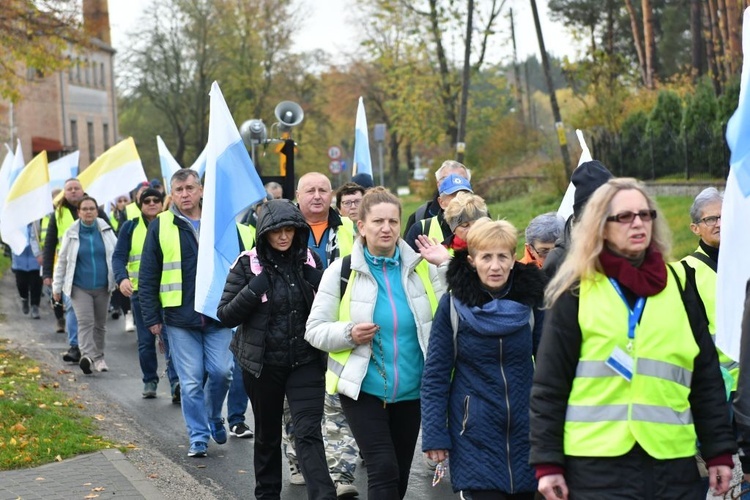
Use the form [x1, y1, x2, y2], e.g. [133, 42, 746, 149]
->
[15, 270, 42, 306]
[340, 392, 421, 500]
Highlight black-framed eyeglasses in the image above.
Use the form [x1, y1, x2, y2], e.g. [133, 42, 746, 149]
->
[606, 210, 657, 224]
[141, 197, 161, 205]
[530, 244, 553, 257]
[341, 199, 361, 208]
[696, 215, 721, 227]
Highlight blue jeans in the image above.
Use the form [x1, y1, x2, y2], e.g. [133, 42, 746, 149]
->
[131, 294, 178, 386]
[63, 293, 78, 347]
[167, 323, 232, 445]
[227, 353, 248, 427]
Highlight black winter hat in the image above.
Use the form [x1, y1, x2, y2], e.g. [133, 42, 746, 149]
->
[351, 173, 374, 189]
[572, 160, 613, 219]
[136, 188, 165, 208]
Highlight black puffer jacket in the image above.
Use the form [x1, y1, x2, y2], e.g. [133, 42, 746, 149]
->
[217, 199, 323, 377]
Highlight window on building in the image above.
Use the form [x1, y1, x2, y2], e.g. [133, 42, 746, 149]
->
[100, 63, 105, 88]
[70, 119, 78, 149]
[87, 122, 95, 161]
[76, 61, 81, 82]
[103, 123, 109, 150]
[68, 59, 74, 82]
[84, 59, 90, 85]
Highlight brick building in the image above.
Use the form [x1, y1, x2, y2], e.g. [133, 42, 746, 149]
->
[0, 0, 117, 168]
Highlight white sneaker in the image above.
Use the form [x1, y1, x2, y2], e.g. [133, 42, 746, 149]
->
[94, 359, 109, 372]
[289, 462, 306, 485]
[124, 312, 135, 332]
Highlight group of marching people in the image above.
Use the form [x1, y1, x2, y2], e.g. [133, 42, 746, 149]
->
[13, 157, 750, 500]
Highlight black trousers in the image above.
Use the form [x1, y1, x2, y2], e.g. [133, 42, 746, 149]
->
[15, 270, 42, 306]
[110, 289, 130, 314]
[340, 392, 421, 500]
[244, 362, 335, 500]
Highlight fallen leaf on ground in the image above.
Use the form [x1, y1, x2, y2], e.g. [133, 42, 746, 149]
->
[148, 473, 158, 479]
[91, 487, 105, 492]
[53, 401, 63, 406]
[93, 414, 105, 421]
[35, 477, 45, 481]
[83, 494, 99, 499]
[10, 423, 26, 432]
[54, 455, 62, 462]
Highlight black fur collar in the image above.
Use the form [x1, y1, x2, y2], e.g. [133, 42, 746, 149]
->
[447, 250, 548, 308]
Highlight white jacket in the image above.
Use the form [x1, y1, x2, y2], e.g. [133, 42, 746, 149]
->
[305, 238, 447, 400]
[52, 218, 117, 297]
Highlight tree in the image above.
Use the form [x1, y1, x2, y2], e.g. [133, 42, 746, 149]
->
[0, 0, 88, 101]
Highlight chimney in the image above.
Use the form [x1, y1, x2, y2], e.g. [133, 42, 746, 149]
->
[82, 0, 111, 45]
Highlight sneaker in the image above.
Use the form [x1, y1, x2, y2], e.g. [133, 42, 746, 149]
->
[124, 312, 135, 332]
[188, 441, 207, 458]
[143, 381, 157, 399]
[30, 305, 40, 319]
[110, 307, 121, 320]
[21, 299, 29, 314]
[79, 355, 93, 375]
[289, 462, 306, 485]
[55, 317, 65, 333]
[229, 422, 254, 438]
[210, 419, 227, 444]
[62, 346, 80, 363]
[171, 382, 181, 404]
[335, 480, 359, 498]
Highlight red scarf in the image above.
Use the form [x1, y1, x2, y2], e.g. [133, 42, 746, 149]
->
[598, 245, 667, 297]
[451, 235, 468, 251]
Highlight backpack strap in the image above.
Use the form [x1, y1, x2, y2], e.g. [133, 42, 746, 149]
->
[667, 262, 710, 342]
[340, 254, 352, 298]
[690, 251, 718, 273]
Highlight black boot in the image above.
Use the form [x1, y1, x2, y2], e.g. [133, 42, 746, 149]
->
[63, 346, 81, 363]
[21, 299, 29, 315]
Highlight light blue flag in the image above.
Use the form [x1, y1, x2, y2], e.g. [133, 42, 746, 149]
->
[352, 96, 373, 177]
[195, 81, 266, 320]
[156, 136, 182, 194]
[716, 6, 750, 362]
[190, 147, 207, 179]
[48, 150, 80, 191]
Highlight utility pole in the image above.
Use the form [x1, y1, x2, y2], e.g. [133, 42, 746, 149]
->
[530, 0, 572, 178]
[510, 9, 525, 126]
[456, 0, 474, 163]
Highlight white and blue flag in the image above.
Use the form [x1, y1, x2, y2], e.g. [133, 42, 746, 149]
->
[195, 82, 266, 320]
[48, 150, 79, 190]
[716, 7, 750, 362]
[157, 136, 182, 193]
[352, 96, 373, 177]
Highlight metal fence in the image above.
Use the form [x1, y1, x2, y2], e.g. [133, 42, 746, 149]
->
[590, 122, 730, 180]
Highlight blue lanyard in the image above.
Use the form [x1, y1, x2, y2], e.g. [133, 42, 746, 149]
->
[608, 278, 646, 348]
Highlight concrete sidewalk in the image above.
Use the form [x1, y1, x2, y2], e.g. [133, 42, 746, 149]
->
[1, 449, 165, 500]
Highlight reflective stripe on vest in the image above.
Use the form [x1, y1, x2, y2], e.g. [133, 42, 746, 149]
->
[157, 212, 183, 307]
[564, 269, 699, 459]
[420, 215, 445, 242]
[325, 259, 438, 395]
[127, 218, 148, 291]
[683, 249, 738, 390]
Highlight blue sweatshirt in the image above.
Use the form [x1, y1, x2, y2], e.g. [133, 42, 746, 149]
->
[73, 221, 108, 290]
[360, 247, 422, 403]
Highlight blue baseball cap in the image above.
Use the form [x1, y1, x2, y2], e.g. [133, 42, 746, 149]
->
[438, 173, 473, 195]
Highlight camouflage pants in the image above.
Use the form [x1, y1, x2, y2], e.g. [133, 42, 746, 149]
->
[283, 393, 359, 482]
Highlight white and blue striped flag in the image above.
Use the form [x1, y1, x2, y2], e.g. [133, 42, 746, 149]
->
[156, 136, 182, 193]
[716, 7, 750, 362]
[195, 81, 266, 320]
[352, 97, 373, 177]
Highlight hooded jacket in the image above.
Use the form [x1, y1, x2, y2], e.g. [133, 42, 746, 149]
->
[421, 250, 546, 493]
[217, 199, 323, 377]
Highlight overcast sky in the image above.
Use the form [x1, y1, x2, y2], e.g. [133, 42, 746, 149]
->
[108, 0, 581, 64]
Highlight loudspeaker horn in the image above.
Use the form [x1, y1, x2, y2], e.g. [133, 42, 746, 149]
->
[239, 119, 267, 148]
[274, 101, 304, 129]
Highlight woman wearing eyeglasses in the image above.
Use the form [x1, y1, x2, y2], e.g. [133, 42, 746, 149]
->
[53, 196, 118, 375]
[530, 178, 736, 499]
[520, 212, 564, 268]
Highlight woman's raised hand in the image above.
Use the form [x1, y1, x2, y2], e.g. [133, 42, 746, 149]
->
[416, 235, 450, 265]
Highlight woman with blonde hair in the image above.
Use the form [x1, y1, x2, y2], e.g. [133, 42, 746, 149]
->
[442, 192, 488, 251]
[422, 217, 547, 499]
[530, 178, 736, 499]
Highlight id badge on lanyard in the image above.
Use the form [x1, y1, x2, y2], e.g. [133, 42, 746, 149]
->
[605, 278, 646, 382]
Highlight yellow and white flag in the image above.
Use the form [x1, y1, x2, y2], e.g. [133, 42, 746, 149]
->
[0, 151, 52, 254]
[78, 137, 147, 204]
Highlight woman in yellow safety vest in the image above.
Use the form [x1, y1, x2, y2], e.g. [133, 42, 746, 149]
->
[530, 178, 736, 499]
[305, 187, 448, 500]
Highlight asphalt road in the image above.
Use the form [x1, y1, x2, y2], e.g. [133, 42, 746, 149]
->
[4, 278, 458, 499]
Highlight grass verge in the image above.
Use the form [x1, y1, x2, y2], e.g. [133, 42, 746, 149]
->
[0, 339, 115, 470]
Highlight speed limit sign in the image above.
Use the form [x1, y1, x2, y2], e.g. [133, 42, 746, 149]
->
[328, 146, 342, 160]
[329, 160, 342, 174]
